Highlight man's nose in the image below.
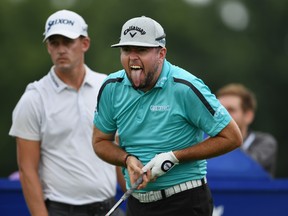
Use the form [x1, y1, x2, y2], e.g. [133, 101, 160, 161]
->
[57, 43, 67, 53]
[128, 50, 140, 60]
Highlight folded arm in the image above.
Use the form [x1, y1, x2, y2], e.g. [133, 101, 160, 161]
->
[174, 119, 243, 162]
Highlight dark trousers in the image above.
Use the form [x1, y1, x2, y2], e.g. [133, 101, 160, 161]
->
[126, 184, 213, 216]
[46, 197, 125, 216]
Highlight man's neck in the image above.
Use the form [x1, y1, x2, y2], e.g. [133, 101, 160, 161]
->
[55, 64, 86, 90]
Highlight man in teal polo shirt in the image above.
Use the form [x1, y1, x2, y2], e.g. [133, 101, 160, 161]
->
[93, 16, 242, 216]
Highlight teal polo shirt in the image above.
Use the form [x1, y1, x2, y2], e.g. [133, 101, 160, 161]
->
[94, 59, 231, 192]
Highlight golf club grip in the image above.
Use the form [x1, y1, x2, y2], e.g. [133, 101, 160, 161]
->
[131, 175, 144, 190]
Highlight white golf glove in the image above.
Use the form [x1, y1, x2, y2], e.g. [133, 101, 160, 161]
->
[142, 151, 179, 179]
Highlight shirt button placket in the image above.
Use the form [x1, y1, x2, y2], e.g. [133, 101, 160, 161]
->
[136, 97, 144, 122]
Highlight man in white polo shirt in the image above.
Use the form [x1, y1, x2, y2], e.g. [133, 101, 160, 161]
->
[92, 16, 242, 216]
[9, 10, 124, 216]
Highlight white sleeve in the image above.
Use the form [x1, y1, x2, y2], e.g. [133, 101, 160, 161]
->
[9, 88, 42, 141]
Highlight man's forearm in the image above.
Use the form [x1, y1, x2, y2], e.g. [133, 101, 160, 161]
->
[92, 126, 128, 166]
[94, 139, 127, 166]
[20, 171, 48, 216]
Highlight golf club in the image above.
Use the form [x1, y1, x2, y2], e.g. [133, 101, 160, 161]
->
[105, 175, 144, 216]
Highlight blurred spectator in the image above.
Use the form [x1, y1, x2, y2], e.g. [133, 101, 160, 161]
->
[216, 83, 278, 177]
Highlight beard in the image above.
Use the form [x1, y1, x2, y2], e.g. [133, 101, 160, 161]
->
[128, 63, 159, 91]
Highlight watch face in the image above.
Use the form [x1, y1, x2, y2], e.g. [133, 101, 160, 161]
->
[161, 160, 174, 172]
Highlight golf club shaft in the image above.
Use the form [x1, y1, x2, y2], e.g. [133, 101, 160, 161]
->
[105, 175, 143, 216]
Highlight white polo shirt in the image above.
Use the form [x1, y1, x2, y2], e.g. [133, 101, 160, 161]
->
[9, 65, 116, 204]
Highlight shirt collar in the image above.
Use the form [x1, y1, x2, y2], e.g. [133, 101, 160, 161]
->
[49, 65, 92, 93]
[83, 65, 95, 87]
[155, 59, 169, 88]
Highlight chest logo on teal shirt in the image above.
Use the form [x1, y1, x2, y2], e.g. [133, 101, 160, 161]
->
[150, 105, 170, 112]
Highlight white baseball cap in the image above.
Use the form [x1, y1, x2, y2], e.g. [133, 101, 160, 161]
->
[111, 16, 166, 48]
[43, 10, 88, 41]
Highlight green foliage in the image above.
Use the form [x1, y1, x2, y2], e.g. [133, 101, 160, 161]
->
[1, 0, 288, 177]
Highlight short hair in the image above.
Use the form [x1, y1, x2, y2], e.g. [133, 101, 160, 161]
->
[216, 83, 257, 112]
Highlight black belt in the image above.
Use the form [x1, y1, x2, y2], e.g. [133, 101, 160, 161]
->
[45, 197, 115, 214]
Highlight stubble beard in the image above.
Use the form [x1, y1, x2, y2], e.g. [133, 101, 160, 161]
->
[130, 64, 159, 91]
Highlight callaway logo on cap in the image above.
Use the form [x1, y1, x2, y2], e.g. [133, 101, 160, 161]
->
[43, 10, 88, 41]
[111, 16, 166, 48]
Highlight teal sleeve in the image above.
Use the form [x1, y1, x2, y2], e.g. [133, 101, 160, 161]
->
[183, 78, 231, 137]
[93, 82, 117, 134]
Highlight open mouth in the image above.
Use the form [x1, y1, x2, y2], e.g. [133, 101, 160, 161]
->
[130, 65, 142, 71]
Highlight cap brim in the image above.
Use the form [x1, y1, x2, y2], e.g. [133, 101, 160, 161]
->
[111, 41, 161, 48]
[43, 30, 80, 42]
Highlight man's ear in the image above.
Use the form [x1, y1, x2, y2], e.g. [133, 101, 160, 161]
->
[159, 47, 167, 59]
[82, 37, 90, 52]
[244, 110, 254, 125]
[46, 43, 51, 55]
